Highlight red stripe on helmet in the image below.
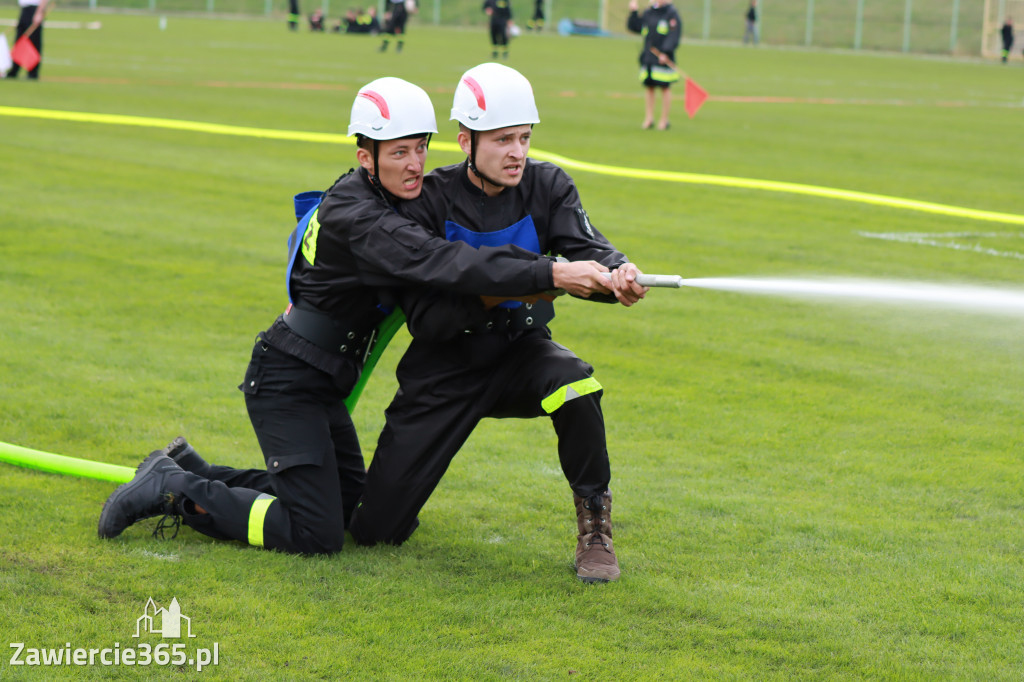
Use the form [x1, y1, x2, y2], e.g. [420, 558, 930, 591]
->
[358, 90, 390, 120]
[462, 76, 486, 111]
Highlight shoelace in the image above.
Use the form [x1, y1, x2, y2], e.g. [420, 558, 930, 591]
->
[152, 512, 181, 540]
[151, 493, 182, 539]
[583, 495, 610, 550]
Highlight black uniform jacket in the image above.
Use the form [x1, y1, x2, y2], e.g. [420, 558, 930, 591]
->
[397, 159, 628, 350]
[484, 0, 512, 24]
[290, 167, 554, 321]
[627, 3, 682, 66]
[272, 167, 556, 378]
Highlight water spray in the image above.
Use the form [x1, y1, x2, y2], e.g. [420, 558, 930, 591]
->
[627, 273, 1024, 316]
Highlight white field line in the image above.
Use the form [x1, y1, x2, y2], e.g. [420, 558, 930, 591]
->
[858, 231, 1024, 261]
[0, 19, 101, 29]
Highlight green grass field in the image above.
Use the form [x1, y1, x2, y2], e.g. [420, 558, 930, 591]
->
[2, 14, 1024, 680]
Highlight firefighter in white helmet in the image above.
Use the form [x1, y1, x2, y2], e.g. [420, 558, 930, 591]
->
[350, 63, 647, 583]
[98, 76, 613, 555]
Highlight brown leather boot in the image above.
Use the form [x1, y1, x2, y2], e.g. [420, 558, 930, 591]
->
[573, 490, 620, 583]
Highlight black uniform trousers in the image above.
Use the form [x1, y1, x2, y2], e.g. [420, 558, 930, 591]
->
[180, 340, 366, 555]
[384, 3, 407, 34]
[349, 330, 610, 546]
[9, 5, 42, 79]
[490, 19, 509, 48]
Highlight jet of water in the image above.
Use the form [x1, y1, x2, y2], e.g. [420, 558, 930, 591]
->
[676, 277, 1024, 316]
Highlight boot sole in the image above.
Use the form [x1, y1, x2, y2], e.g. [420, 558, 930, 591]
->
[575, 563, 620, 584]
[576, 571, 619, 584]
[577, 575, 612, 584]
[97, 452, 168, 539]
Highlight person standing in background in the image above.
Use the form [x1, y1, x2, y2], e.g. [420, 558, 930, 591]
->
[528, 0, 544, 31]
[743, 0, 759, 46]
[627, 0, 681, 131]
[287, 0, 300, 30]
[483, 0, 512, 60]
[1000, 17, 1013, 63]
[379, 0, 412, 52]
[8, 0, 50, 80]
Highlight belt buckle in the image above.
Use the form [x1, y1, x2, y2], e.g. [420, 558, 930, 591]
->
[361, 327, 378, 364]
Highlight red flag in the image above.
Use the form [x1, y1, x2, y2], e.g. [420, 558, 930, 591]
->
[11, 36, 40, 72]
[684, 78, 708, 118]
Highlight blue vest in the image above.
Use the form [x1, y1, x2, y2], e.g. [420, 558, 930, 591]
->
[445, 215, 541, 310]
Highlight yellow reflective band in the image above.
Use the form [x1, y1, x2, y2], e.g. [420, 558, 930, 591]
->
[641, 67, 680, 84]
[301, 209, 320, 266]
[541, 377, 602, 414]
[247, 493, 276, 547]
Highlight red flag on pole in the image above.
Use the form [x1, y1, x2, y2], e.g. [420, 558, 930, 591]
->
[684, 77, 708, 118]
[11, 36, 40, 72]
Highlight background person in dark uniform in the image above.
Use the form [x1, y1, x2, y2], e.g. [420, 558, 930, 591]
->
[743, 0, 758, 45]
[349, 63, 647, 584]
[354, 6, 380, 33]
[288, 0, 300, 30]
[97, 77, 613, 555]
[8, 0, 51, 80]
[627, 0, 682, 130]
[1001, 17, 1014, 63]
[308, 7, 324, 31]
[379, 0, 411, 52]
[528, 0, 544, 31]
[483, 0, 512, 59]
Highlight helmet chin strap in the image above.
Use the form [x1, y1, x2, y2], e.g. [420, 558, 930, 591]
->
[467, 130, 501, 193]
[366, 140, 390, 203]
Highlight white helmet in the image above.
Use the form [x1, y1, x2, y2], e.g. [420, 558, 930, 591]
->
[450, 63, 540, 131]
[348, 77, 438, 140]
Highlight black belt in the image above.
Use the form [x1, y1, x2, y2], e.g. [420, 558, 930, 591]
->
[281, 303, 376, 358]
[463, 300, 555, 335]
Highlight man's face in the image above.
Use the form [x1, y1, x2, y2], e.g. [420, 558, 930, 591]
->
[357, 136, 429, 200]
[459, 124, 532, 196]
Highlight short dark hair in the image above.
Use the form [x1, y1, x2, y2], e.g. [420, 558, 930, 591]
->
[355, 134, 375, 152]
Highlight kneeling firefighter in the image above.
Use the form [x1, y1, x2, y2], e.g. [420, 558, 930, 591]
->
[349, 63, 648, 582]
[97, 76, 611, 554]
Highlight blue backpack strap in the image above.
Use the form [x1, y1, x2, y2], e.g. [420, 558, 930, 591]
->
[285, 191, 404, 415]
[286, 192, 325, 303]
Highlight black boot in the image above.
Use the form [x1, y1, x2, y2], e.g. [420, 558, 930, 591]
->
[98, 451, 188, 539]
[165, 436, 212, 478]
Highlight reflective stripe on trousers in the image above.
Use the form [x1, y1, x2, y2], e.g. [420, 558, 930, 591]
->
[247, 493, 276, 547]
[541, 377, 603, 414]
